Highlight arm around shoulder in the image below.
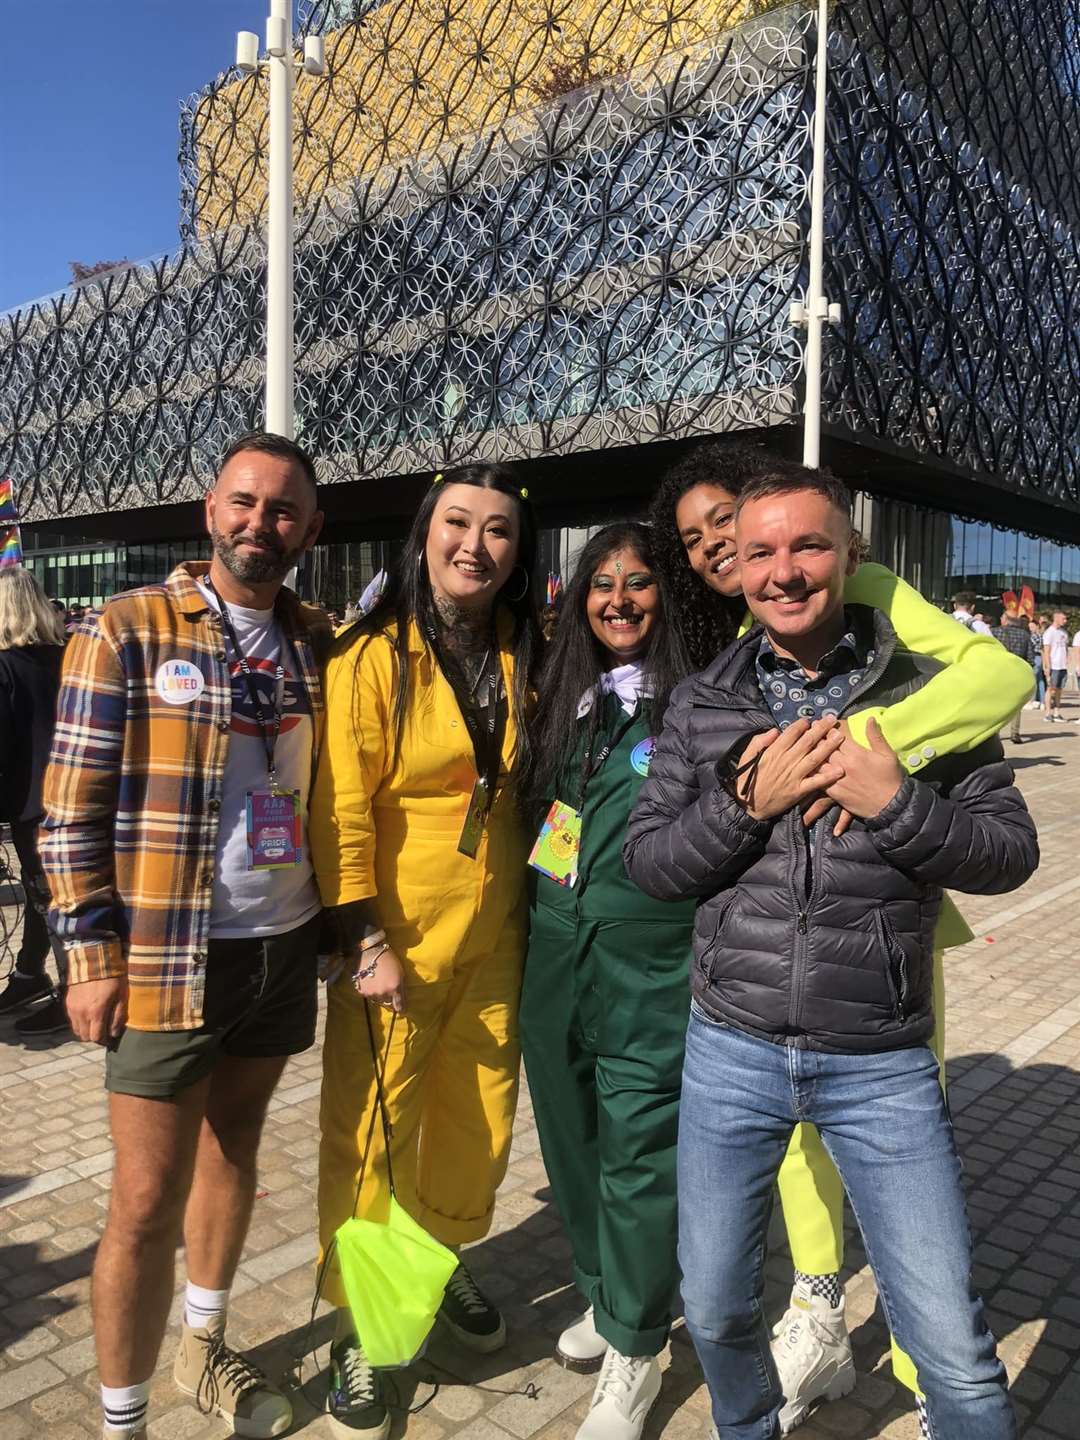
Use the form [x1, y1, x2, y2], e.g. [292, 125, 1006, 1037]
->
[844, 564, 1033, 766]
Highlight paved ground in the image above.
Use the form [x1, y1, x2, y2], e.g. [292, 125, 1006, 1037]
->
[2, 694, 1079, 1440]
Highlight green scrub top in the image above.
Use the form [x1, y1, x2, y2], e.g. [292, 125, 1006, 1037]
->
[529, 692, 696, 927]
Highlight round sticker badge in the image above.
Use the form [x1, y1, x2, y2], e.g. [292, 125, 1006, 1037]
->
[630, 737, 656, 777]
[155, 659, 206, 706]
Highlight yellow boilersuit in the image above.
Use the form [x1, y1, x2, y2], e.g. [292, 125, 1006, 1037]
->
[310, 617, 528, 1308]
[773, 564, 1033, 1391]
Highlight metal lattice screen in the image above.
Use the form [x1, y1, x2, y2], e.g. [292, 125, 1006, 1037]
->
[2, 1, 809, 521]
[824, 0, 1080, 513]
[1, 0, 1079, 528]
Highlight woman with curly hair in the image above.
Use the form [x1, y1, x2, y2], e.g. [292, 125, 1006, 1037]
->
[646, 442, 760, 667]
[647, 439, 1033, 1435]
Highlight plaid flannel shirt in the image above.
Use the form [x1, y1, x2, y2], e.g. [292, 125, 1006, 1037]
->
[40, 562, 330, 1032]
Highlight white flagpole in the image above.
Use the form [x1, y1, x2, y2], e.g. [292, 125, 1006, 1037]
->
[793, 0, 839, 468]
[265, 0, 295, 440]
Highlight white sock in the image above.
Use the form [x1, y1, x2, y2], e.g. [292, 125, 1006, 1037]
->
[185, 1281, 230, 1331]
[101, 1380, 149, 1436]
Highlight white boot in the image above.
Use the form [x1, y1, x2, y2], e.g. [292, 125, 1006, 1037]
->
[575, 1349, 661, 1440]
[771, 1284, 856, 1434]
[556, 1306, 609, 1372]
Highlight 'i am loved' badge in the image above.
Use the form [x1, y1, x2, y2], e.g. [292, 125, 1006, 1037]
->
[155, 659, 206, 706]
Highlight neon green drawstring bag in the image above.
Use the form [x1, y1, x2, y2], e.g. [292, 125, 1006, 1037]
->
[337, 1194, 458, 1367]
[332, 1005, 458, 1367]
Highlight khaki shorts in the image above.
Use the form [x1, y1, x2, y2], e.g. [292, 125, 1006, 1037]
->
[105, 913, 321, 1099]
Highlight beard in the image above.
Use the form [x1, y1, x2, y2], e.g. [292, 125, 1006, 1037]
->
[210, 522, 305, 584]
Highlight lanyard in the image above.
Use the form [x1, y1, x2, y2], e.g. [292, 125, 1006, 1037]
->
[575, 699, 640, 808]
[425, 622, 507, 813]
[207, 578, 287, 789]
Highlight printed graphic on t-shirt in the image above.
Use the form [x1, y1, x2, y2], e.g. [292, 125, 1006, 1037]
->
[228, 655, 311, 737]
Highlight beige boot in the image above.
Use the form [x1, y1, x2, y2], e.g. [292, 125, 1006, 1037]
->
[173, 1319, 292, 1438]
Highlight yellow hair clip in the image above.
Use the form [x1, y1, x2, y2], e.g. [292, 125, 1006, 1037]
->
[520, 486, 529, 499]
[433, 471, 444, 485]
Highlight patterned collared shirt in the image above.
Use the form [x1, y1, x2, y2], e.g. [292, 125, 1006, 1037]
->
[755, 619, 874, 731]
[40, 562, 330, 1032]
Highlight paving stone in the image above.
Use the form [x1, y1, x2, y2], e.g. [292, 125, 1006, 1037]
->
[4, 704, 1080, 1436]
[0, 1357, 67, 1406]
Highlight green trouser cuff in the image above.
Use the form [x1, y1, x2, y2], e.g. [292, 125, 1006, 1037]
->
[572, 1261, 674, 1358]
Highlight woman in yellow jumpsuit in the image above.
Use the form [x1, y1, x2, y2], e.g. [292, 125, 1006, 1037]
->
[649, 442, 1032, 1435]
[309, 464, 540, 1439]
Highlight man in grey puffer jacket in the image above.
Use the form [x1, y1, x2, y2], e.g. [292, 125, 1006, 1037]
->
[625, 470, 1037, 1440]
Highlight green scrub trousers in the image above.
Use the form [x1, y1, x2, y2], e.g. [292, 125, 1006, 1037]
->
[520, 700, 695, 1356]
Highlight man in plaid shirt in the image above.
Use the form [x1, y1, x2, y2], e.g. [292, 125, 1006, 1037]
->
[41, 433, 330, 1440]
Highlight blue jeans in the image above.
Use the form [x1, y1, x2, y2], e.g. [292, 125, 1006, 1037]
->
[678, 1005, 1014, 1440]
[1033, 662, 1046, 704]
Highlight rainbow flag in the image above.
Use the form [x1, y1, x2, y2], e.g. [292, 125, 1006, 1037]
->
[545, 572, 563, 608]
[0, 526, 22, 568]
[0, 478, 16, 524]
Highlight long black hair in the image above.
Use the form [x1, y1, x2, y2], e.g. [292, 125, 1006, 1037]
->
[339, 462, 542, 773]
[522, 522, 689, 818]
[647, 440, 770, 668]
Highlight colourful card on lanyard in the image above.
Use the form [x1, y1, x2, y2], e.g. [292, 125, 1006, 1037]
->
[528, 800, 583, 887]
[246, 789, 303, 869]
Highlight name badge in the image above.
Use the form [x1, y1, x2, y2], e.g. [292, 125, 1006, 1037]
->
[528, 800, 582, 887]
[458, 779, 491, 859]
[246, 789, 303, 870]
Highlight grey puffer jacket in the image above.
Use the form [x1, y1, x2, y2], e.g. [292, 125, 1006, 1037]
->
[624, 607, 1039, 1053]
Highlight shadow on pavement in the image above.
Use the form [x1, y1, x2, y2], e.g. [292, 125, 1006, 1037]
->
[0, 1204, 97, 1346]
[0, 1014, 72, 1051]
[823, 1051, 1080, 1432]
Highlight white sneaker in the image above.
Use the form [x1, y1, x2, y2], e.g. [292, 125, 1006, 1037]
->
[576, 1349, 661, 1440]
[771, 1287, 856, 1434]
[557, 1306, 609, 1372]
[1024, 700, 1041, 710]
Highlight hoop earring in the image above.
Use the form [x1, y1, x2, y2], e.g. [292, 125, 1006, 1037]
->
[502, 566, 530, 603]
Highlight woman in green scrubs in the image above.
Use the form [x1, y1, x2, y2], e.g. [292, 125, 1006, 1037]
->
[519, 522, 691, 1440]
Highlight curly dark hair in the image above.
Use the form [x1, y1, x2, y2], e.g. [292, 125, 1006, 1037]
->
[647, 441, 763, 668]
[648, 440, 829, 668]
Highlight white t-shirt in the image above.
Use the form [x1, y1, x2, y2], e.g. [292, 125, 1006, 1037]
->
[1072, 630, 1080, 652]
[198, 581, 321, 938]
[1043, 625, 1069, 670]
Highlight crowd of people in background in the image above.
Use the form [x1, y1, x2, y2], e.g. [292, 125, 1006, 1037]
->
[0, 433, 1074, 1440]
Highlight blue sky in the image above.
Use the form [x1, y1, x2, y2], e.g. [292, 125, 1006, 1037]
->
[0, 1, 264, 313]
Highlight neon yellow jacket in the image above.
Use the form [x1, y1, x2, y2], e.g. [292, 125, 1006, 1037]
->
[791, 564, 1033, 945]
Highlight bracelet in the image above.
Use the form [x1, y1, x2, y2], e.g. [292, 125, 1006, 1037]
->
[358, 928, 387, 952]
[354, 943, 389, 982]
